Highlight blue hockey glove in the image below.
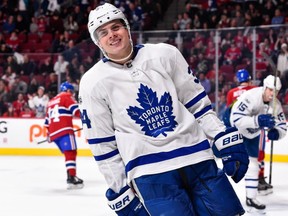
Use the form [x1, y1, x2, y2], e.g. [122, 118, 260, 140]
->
[106, 185, 149, 216]
[214, 127, 249, 183]
[257, 114, 275, 129]
[268, 128, 279, 140]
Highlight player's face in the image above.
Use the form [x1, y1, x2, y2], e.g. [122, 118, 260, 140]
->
[96, 20, 131, 61]
[263, 87, 278, 102]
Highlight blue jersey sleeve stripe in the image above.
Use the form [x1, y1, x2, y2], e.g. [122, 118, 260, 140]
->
[88, 136, 116, 144]
[125, 140, 210, 173]
[94, 149, 119, 161]
[232, 112, 246, 116]
[184, 91, 207, 109]
[194, 105, 212, 119]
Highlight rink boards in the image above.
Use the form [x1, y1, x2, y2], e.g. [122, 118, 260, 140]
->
[0, 118, 287, 162]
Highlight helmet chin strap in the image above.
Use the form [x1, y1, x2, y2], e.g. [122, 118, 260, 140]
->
[107, 44, 133, 63]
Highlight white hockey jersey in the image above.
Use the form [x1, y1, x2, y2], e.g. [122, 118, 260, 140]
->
[78, 43, 226, 192]
[230, 87, 287, 139]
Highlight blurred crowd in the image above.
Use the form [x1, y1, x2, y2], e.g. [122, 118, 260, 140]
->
[0, 0, 288, 118]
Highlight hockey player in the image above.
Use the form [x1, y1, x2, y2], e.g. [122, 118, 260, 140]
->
[78, 3, 249, 216]
[230, 75, 287, 212]
[225, 69, 272, 194]
[44, 81, 84, 190]
[226, 69, 255, 107]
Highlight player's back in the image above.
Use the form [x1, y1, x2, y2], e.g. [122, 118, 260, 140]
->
[45, 92, 79, 140]
[226, 85, 255, 107]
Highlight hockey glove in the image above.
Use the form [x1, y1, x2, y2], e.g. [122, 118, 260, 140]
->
[106, 185, 149, 216]
[214, 127, 249, 183]
[268, 128, 279, 140]
[257, 114, 275, 129]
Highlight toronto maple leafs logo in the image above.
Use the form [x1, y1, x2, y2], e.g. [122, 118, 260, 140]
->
[127, 84, 178, 137]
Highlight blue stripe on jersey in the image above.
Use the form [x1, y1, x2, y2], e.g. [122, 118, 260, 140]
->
[94, 149, 119, 161]
[194, 105, 212, 118]
[58, 109, 71, 115]
[125, 140, 210, 173]
[184, 91, 207, 109]
[88, 136, 116, 144]
[70, 104, 79, 113]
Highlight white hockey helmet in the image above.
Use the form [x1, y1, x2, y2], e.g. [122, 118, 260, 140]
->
[263, 75, 282, 91]
[88, 3, 131, 45]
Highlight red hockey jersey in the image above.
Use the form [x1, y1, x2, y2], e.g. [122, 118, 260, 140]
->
[44, 92, 80, 140]
[226, 85, 256, 107]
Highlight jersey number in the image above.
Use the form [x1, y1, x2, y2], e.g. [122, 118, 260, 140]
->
[80, 109, 91, 129]
[49, 105, 60, 122]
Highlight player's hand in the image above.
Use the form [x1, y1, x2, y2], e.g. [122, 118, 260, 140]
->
[106, 186, 149, 216]
[214, 127, 249, 183]
[257, 114, 275, 129]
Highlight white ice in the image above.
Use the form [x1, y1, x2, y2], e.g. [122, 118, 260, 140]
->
[0, 156, 287, 216]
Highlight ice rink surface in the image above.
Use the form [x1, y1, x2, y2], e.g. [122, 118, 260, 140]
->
[0, 155, 287, 216]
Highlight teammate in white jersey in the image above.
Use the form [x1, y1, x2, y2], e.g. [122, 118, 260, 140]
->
[230, 75, 287, 213]
[78, 3, 249, 216]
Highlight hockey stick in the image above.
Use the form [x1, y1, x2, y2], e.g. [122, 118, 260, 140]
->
[34, 128, 83, 145]
[262, 52, 280, 184]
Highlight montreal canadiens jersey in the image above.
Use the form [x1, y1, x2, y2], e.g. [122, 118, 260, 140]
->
[44, 92, 80, 140]
[78, 43, 226, 192]
[226, 85, 255, 107]
[230, 87, 287, 139]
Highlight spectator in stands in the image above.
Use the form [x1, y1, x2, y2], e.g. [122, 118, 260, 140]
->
[0, 79, 9, 103]
[63, 40, 81, 62]
[28, 85, 49, 118]
[12, 92, 27, 116]
[19, 104, 35, 118]
[224, 42, 242, 66]
[46, 73, 58, 98]
[64, 15, 79, 34]
[15, 14, 28, 35]
[19, 54, 36, 76]
[29, 16, 39, 34]
[0, 98, 7, 116]
[271, 8, 284, 25]
[10, 75, 28, 100]
[83, 55, 94, 71]
[2, 103, 18, 117]
[2, 15, 15, 34]
[1, 65, 16, 90]
[0, 44, 13, 54]
[71, 5, 85, 26]
[39, 56, 54, 76]
[277, 43, 288, 90]
[49, 10, 64, 35]
[199, 72, 211, 94]
[37, 15, 47, 36]
[128, 1, 144, 31]
[6, 31, 20, 52]
[27, 77, 40, 96]
[0, 33, 6, 45]
[53, 54, 69, 81]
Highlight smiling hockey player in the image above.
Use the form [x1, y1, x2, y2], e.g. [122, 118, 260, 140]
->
[78, 3, 249, 216]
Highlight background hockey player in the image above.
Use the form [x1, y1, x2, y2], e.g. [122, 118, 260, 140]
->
[44, 81, 83, 190]
[225, 69, 272, 195]
[78, 3, 249, 216]
[226, 69, 255, 107]
[229, 75, 287, 213]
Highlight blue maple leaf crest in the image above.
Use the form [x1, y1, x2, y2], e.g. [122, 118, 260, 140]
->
[127, 84, 178, 137]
